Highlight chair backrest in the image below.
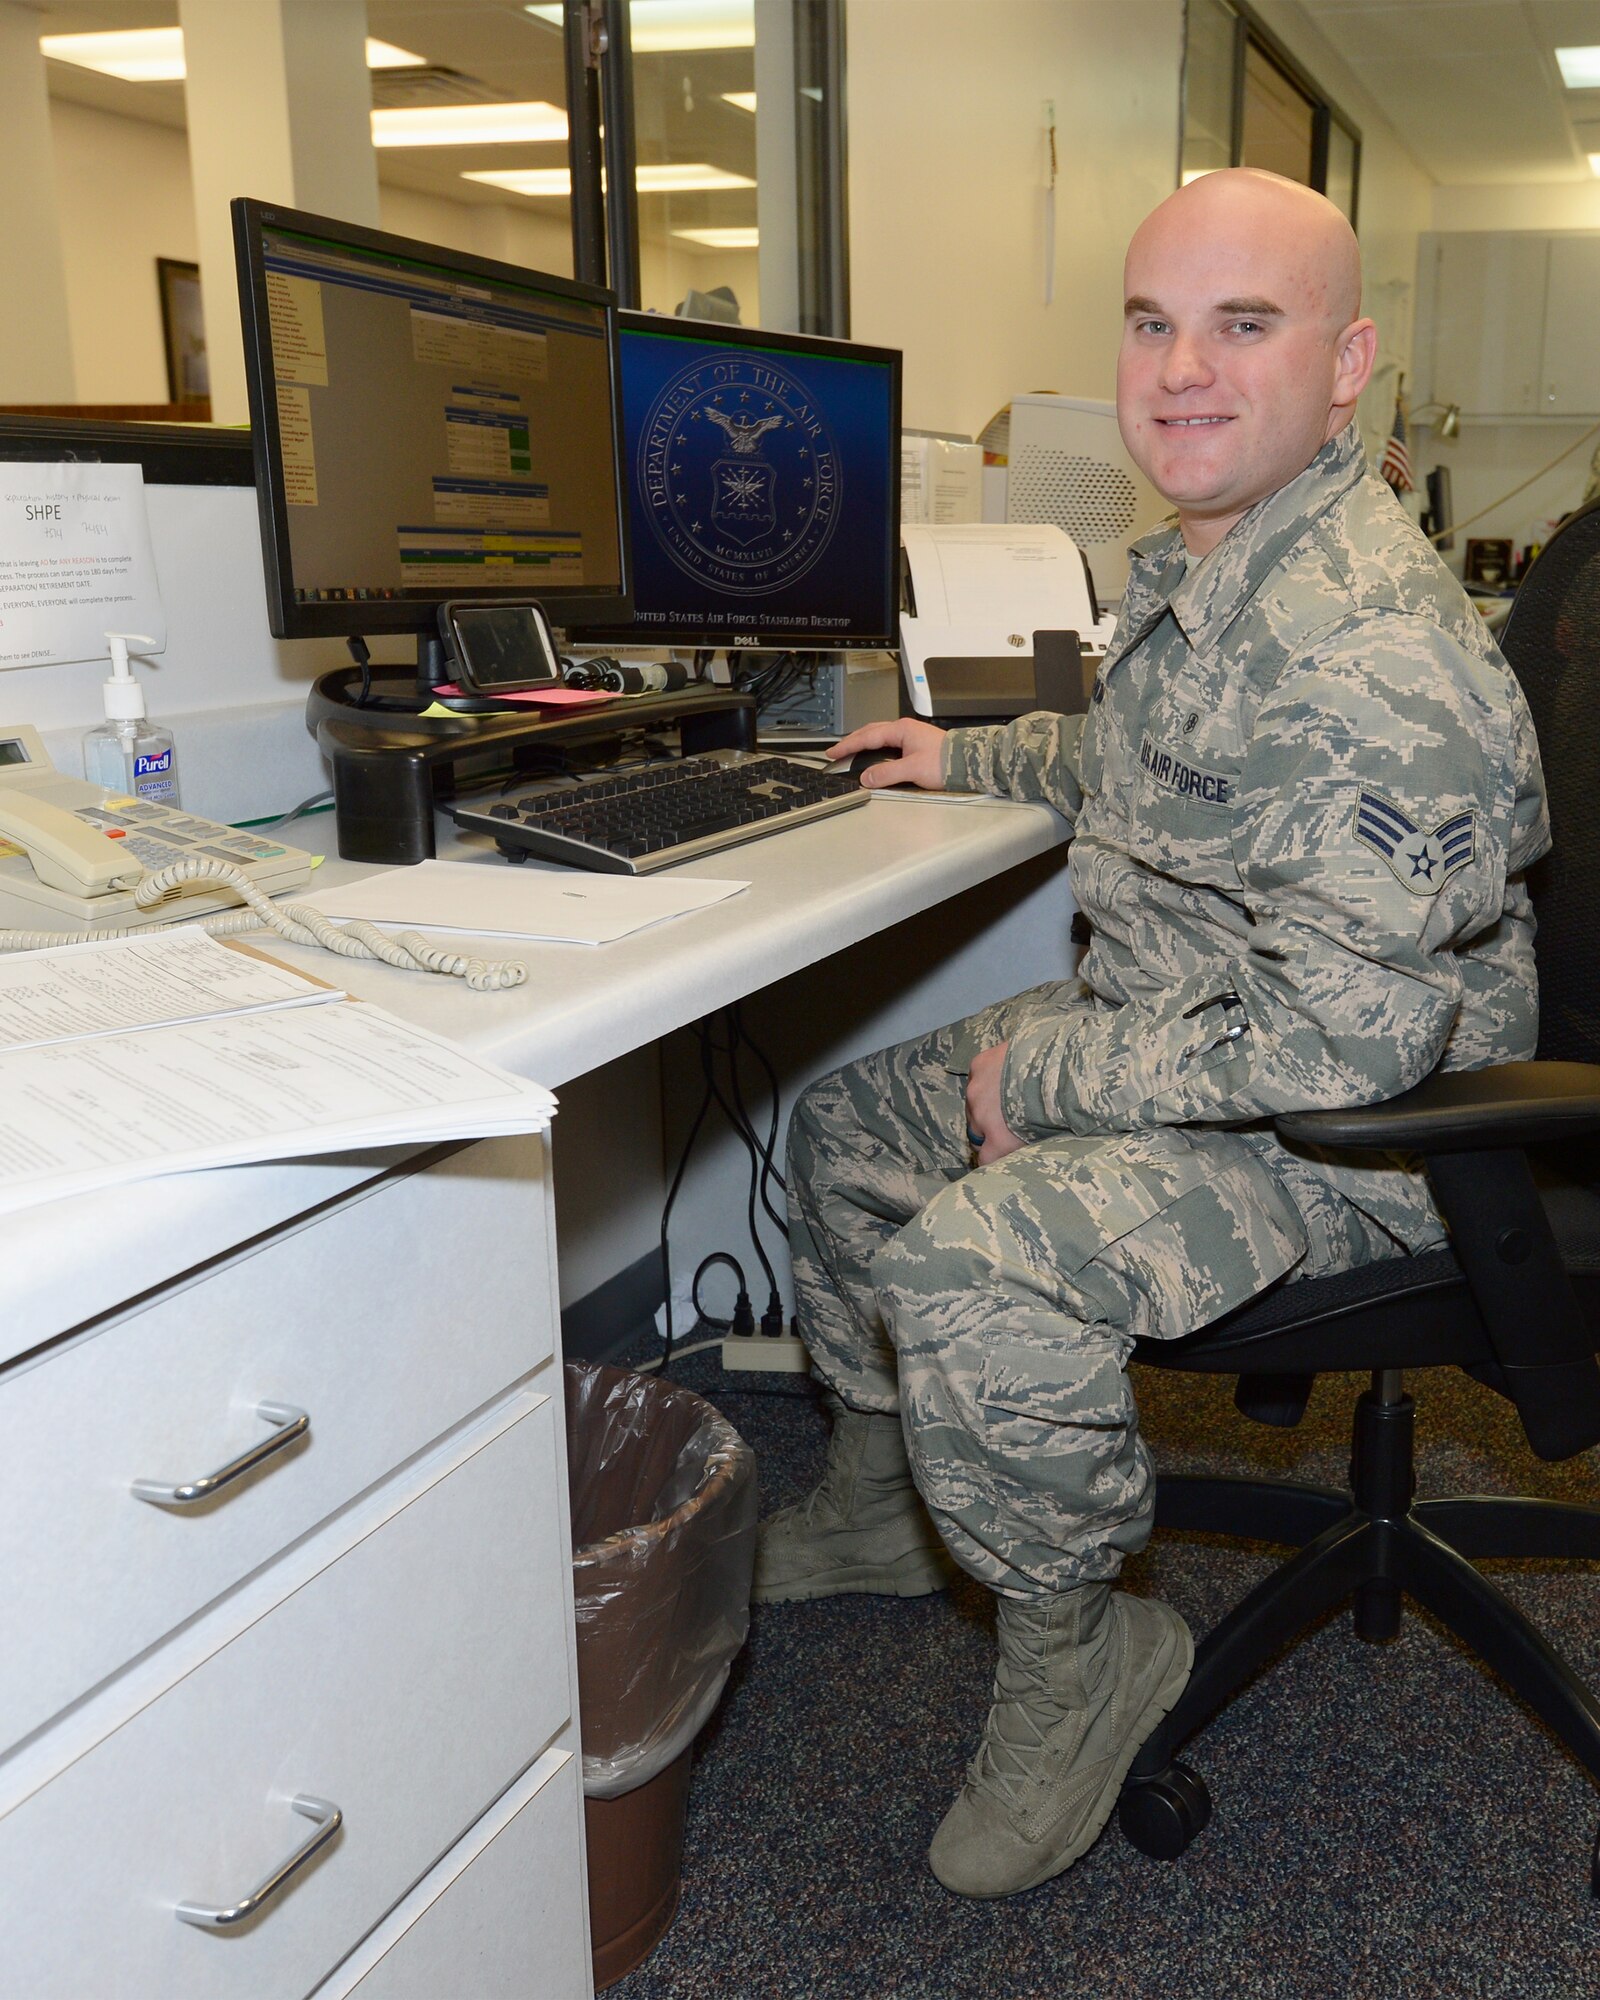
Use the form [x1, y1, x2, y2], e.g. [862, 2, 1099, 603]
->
[1496, 498, 1600, 1066]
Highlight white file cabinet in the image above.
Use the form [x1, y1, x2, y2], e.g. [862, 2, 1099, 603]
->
[0, 1136, 592, 2000]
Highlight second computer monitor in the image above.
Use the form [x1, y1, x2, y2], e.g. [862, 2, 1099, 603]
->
[589, 312, 902, 651]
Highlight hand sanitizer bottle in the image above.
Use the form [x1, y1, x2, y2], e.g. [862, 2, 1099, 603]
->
[82, 631, 181, 805]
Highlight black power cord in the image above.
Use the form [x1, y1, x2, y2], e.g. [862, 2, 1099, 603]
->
[655, 1004, 794, 1376]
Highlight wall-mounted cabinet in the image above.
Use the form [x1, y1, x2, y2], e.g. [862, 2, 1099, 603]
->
[1414, 232, 1600, 420]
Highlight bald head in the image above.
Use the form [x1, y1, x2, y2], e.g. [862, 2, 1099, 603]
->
[1117, 169, 1376, 555]
[1133, 170, 1362, 328]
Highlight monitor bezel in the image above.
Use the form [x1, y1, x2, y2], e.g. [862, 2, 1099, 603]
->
[232, 196, 633, 641]
[576, 308, 903, 652]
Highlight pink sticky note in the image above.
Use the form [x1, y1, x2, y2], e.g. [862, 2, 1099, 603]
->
[434, 683, 617, 708]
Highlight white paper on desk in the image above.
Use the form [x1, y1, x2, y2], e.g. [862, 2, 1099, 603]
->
[300, 860, 749, 944]
[0, 929, 341, 1052]
[0, 1003, 556, 1218]
[0, 462, 167, 669]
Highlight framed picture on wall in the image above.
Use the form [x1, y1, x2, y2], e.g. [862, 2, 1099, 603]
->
[156, 258, 209, 404]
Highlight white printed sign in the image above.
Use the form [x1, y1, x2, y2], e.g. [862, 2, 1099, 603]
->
[0, 462, 167, 670]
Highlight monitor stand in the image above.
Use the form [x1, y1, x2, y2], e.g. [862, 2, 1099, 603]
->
[416, 633, 451, 702]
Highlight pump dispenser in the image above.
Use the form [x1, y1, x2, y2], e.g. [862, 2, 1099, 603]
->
[82, 631, 181, 804]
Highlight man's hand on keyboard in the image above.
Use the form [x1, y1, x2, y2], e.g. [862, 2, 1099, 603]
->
[827, 719, 947, 791]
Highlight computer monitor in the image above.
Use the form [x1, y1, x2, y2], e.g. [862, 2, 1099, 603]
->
[579, 311, 902, 651]
[232, 199, 631, 671]
[1426, 465, 1454, 554]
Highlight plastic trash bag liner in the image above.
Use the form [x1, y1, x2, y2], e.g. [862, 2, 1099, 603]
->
[566, 1363, 758, 1799]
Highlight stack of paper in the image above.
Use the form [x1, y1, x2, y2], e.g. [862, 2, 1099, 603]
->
[0, 931, 555, 1219]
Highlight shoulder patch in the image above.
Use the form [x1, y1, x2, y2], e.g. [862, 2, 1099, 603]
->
[1353, 790, 1476, 895]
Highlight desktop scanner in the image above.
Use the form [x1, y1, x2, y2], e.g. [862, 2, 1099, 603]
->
[899, 523, 1107, 720]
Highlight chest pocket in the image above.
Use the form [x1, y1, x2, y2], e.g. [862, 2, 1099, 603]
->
[1131, 672, 1246, 886]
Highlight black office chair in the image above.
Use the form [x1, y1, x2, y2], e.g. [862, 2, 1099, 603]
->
[1116, 497, 1600, 1887]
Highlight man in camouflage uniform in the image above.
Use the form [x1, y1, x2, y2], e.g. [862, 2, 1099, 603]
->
[755, 169, 1549, 1899]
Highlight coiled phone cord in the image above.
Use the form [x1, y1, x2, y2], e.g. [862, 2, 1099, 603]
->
[0, 856, 528, 992]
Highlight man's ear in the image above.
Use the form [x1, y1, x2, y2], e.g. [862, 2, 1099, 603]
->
[1333, 318, 1378, 410]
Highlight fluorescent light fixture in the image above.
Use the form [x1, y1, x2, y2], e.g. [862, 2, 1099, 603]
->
[373, 102, 569, 147]
[638, 162, 754, 191]
[526, 1, 754, 53]
[41, 28, 428, 81]
[39, 28, 186, 81]
[465, 162, 754, 195]
[364, 39, 428, 69]
[466, 168, 573, 197]
[722, 92, 758, 114]
[673, 227, 760, 248]
[1557, 46, 1600, 88]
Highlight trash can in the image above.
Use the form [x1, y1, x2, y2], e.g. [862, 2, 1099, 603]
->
[566, 1363, 757, 1990]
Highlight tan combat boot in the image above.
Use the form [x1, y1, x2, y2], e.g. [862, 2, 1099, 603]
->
[928, 1584, 1193, 1897]
[751, 1395, 956, 1603]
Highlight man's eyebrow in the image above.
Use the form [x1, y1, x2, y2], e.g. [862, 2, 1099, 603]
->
[1122, 295, 1286, 318]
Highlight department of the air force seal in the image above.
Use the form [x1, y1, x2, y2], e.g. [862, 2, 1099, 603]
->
[637, 353, 839, 596]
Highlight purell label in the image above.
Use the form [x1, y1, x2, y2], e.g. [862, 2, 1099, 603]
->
[134, 749, 171, 777]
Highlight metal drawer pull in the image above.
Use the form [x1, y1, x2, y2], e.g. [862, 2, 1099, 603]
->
[175, 1794, 342, 1930]
[131, 1402, 310, 1506]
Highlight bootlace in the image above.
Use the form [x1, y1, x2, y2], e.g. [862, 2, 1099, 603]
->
[966, 1610, 1070, 1810]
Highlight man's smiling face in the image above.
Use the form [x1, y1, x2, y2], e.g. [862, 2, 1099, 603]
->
[1116, 170, 1375, 556]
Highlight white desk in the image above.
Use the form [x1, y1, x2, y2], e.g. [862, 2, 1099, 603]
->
[0, 791, 1071, 1998]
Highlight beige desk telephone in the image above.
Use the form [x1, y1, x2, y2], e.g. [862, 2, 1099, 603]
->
[0, 724, 313, 927]
[0, 724, 524, 989]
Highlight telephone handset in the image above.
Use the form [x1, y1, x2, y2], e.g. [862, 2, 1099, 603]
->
[0, 789, 148, 897]
[0, 724, 526, 990]
[0, 725, 314, 926]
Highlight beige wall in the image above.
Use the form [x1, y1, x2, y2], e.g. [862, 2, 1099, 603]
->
[40, 98, 768, 409]
[846, 0, 1183, 438]
[52, 101, 197, 405]
[1433, 184, 1600, 232]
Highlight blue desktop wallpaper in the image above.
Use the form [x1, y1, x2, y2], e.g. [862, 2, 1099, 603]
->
[614, 325, 898, 645]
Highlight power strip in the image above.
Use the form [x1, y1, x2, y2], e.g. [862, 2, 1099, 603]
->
[721, 1333, 811, 1374]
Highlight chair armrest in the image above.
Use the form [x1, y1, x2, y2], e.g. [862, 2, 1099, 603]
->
[1276, 1061, 1600, 1154]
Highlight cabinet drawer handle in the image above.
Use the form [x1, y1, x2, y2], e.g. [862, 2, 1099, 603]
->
[131, 1402, 310, 1507]
[175, 1794, 342, 1930]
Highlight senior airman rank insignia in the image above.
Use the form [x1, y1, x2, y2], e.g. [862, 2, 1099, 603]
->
[1353, 791, 1476, 895]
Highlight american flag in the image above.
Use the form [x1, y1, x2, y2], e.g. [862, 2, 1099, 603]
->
[1379, 394, 1413, 494]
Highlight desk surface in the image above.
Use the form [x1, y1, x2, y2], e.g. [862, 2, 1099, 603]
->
[1, 793, 1069, 1363]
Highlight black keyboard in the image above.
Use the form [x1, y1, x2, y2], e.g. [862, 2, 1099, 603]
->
[452, 750, 868, 874]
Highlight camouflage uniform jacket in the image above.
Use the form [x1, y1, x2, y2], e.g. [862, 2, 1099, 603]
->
[942, 423, 1550, 1225]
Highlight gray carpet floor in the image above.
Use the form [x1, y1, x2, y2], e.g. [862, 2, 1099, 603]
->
[605, 1350, 1600, 2000]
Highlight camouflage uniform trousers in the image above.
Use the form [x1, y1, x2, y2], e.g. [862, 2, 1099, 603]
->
[788, 981, 1442, 1599]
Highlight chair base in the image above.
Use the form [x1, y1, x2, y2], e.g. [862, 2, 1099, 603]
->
[1120, 1377, 1600, 1889]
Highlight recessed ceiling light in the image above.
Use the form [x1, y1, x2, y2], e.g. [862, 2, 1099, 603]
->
[525, 1, 754, 54]
[673, 227, 760, 248]
[1558, 46, 1600, 88]
[722, 92, 757, 114]
[373, 102, 569, 147]
[40, 29, 186, 81]
[466, 162, 755, 195]
[40, 28, 429, 82]
[365, 40, 428, 70]
[466, 168, 574, 197]
[638, 163, 754, 191]
[1589, 152, 1600, 177]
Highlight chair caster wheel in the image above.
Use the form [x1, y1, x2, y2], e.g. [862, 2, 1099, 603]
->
[1118, 1762, 1212, 1860]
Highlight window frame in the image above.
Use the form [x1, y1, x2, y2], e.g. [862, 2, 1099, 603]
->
[1183, 0, 1362, 226]
[564, 0, 847, 332]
